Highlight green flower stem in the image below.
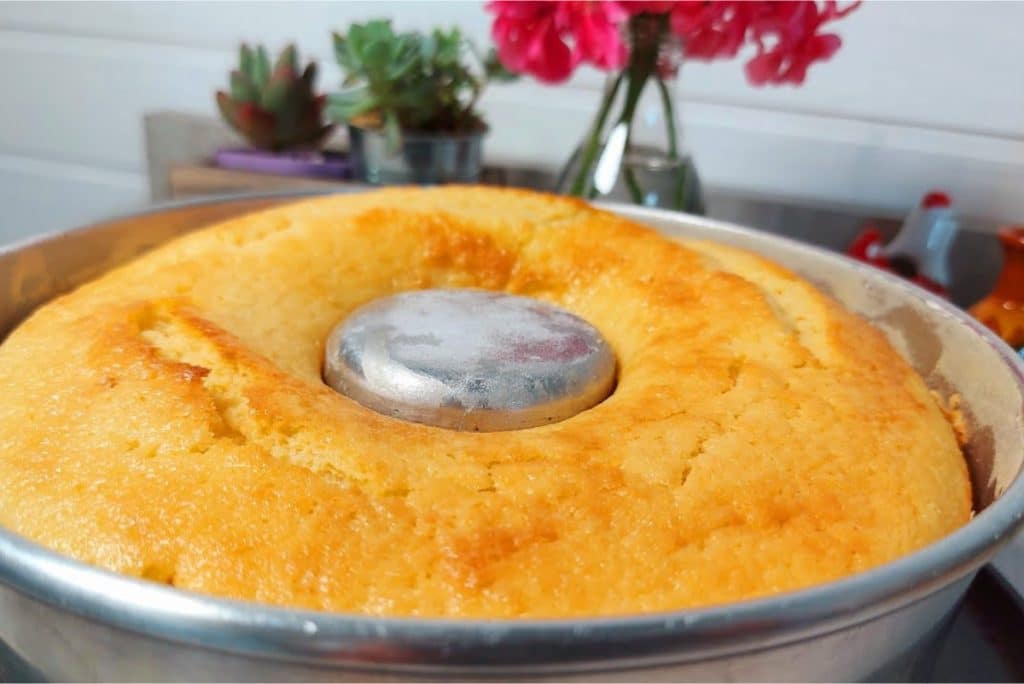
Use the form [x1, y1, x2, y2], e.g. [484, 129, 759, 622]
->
[654, 77, 678, 159]
[616, 73, 649, 204]
[587, 69, 647, 203]
[655, 75, 688, 210]
[621, 166, 645, 203]
[569, 72, 624, 197]
[583, 76, 646, 202]
[613, 15, 664, 204]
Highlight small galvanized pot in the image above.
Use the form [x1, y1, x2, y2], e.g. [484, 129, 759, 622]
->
[347, 124, 485, 185]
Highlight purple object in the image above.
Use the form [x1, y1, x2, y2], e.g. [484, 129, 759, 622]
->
[213, 148, 352, 180]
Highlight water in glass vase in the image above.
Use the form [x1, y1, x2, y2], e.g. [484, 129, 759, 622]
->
[621, 145, 704, 213]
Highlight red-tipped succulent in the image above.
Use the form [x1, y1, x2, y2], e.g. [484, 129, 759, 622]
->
[216, 43, 333, 152]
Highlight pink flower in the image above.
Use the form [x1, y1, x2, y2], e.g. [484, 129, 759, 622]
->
[621, 1, 680, 14]
[488, 2, 573, 82]
[563, 1, 630, 70]
[670, 1, 753, 60]
[670, 1, 860, 85]
[743, 1, 860, 85]
[487, 1, 628, 83]
[486, 0, 859, 87]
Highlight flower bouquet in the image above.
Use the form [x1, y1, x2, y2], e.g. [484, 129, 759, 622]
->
[487, 1, 860, 213]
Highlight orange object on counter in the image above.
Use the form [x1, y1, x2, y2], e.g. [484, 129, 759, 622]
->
[970, 226, 1024, 349]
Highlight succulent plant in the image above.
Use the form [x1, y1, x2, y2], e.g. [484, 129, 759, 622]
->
[327, 20, 516, 144]
[216, 43, 333, 152]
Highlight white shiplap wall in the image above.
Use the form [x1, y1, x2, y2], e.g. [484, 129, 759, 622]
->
[1, 0, 1023, 243]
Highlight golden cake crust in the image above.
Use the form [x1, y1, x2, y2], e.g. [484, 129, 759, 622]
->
[0, 187, 970, 617]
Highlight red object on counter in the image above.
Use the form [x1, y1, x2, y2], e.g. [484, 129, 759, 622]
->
[922, 191, 951, 209]
[846, 225, 887, 266]
[846, 191, 956, 298]
[846, 230, 948, 296]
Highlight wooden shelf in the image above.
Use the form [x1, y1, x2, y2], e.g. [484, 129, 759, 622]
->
[168, 162, 558, 201]
[168, 165, 351, 200]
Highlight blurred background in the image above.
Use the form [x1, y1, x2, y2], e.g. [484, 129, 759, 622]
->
[0, 1, 1023, 314]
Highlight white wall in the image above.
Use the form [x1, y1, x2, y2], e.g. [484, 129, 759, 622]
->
[1, 0, 1023, 242]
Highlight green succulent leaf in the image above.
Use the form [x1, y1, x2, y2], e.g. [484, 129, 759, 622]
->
[419, 33, 436, 63]
[274, 43, 298, 74]
[229, 70, 257, 103]
[326, 88, 378, 121]
[253, 45, 270, 89]
[360, 20, 394, 46]
[301, 63, 317, 89]
[220, 42, 328, 151]
[239, 44, 255, 81]
[433, 28, 461, 66]
[389, 54, 419, 82]
[361, 39, 393, 76]
[215, 91, 240, 127]
[332, 32, 356, 73]
[261, 71, 291, 111]
[328, 20, 511, 134]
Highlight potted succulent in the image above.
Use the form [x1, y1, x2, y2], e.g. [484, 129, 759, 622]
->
[327, 20, 515, 185]
[215, 43, 349, 179]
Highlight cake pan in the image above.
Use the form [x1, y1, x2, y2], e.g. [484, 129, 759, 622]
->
[0, 191, 1022, 682]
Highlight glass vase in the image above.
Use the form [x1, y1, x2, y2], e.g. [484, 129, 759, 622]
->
[555, 14, 705, 215]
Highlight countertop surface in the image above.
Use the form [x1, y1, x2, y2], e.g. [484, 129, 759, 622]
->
[993, 533, 1024, 596]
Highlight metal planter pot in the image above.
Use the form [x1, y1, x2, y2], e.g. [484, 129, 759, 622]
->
[348, 125, 485, 185]
[0, 192, 1022, 681]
